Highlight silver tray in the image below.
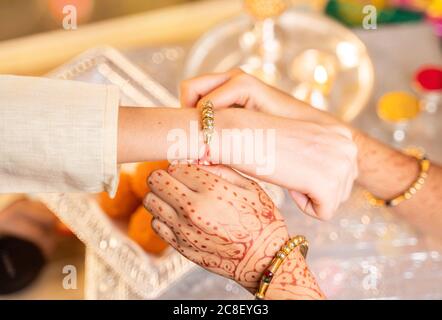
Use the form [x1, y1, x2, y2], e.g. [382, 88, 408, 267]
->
[184, 9, 375, 122]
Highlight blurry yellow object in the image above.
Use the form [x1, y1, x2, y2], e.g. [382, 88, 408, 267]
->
[244, 0, 289, 19]
[129, 160, 170, 199]
[337, 0, 387, 25]
[428, 0, 442, 17]
[377, 91, 421, 122]
[411, 0, 434, 11]
[98, 172, 140, 219]
[0, 0, 242, 75]
[128, 206, 169, 255]
[290, 0, 328, 11]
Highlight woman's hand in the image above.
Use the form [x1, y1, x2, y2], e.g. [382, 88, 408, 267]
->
[180, 70, 358, 220]
[143, 164, 324, 299]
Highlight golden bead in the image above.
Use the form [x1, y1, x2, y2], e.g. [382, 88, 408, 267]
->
[422, 160, 430, 171]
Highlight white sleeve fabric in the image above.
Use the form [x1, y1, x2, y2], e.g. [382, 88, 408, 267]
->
[0, 75, 120, 196]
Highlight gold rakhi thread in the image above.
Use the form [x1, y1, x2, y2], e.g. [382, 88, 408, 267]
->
[200, 100, 214, 145]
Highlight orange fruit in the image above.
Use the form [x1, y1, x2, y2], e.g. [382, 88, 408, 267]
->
[98, 172, 140, 219]
[130, 160, 170, 199]
[55, 218, 74, 237]
[128, 206, 169, 255]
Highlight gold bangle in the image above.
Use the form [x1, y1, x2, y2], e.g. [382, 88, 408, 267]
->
[365, 148, 431, 208]
[255, 235, 308, 300]
[199, 100, 214, 145]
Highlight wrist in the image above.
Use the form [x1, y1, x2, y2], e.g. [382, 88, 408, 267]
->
[352, 129, 420, 199]
[265, 248, 325, 300]
[209, 108, 241, 164]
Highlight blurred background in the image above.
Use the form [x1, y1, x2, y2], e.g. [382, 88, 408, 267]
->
[0, 0, 441, 300]
[0, 0, 201, 41]
[0, 0, 438, 42]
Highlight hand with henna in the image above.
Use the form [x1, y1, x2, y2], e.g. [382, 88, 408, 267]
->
[143, 163, 325, 300]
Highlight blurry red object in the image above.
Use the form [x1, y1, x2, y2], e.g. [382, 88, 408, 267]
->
[55, 218, 75, 237]
[414, 66, 442, 92]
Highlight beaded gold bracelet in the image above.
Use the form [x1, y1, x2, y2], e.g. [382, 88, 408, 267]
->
[365, 148, 431, 208]
[255, 235, 308, 300]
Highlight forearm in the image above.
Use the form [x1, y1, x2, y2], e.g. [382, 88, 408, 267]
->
[118, 107, 229, 163]
[118, 107, 193, 163]
[354, 130, 442, 240]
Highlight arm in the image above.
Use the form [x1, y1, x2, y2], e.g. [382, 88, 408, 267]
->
[117, 107, 202, 163]
[355, 131, 442, 241]
[118, 106, 357, 221]
[0, 75, 221, 194]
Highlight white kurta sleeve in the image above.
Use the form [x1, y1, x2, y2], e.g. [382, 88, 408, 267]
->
[0, 75, 120, 196]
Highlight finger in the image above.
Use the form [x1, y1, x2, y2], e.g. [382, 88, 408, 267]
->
[151, 218, 178, 246]
[180, 69, 242, 108]
[289, 190, 319, 220]
[173, 240, 205, 265]
[196, 164, 256, 191]
[143, 192, 179, 227]
[169, 164, 253, 202]
[197, 75, 255, 110]
[148, 169, 195, 212]
[167, 235, 230, 276]
[167, 163, 212, 192]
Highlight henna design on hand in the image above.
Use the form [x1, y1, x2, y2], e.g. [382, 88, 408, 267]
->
[266, 248, 325, 300]
[144, 164, 324, 298]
